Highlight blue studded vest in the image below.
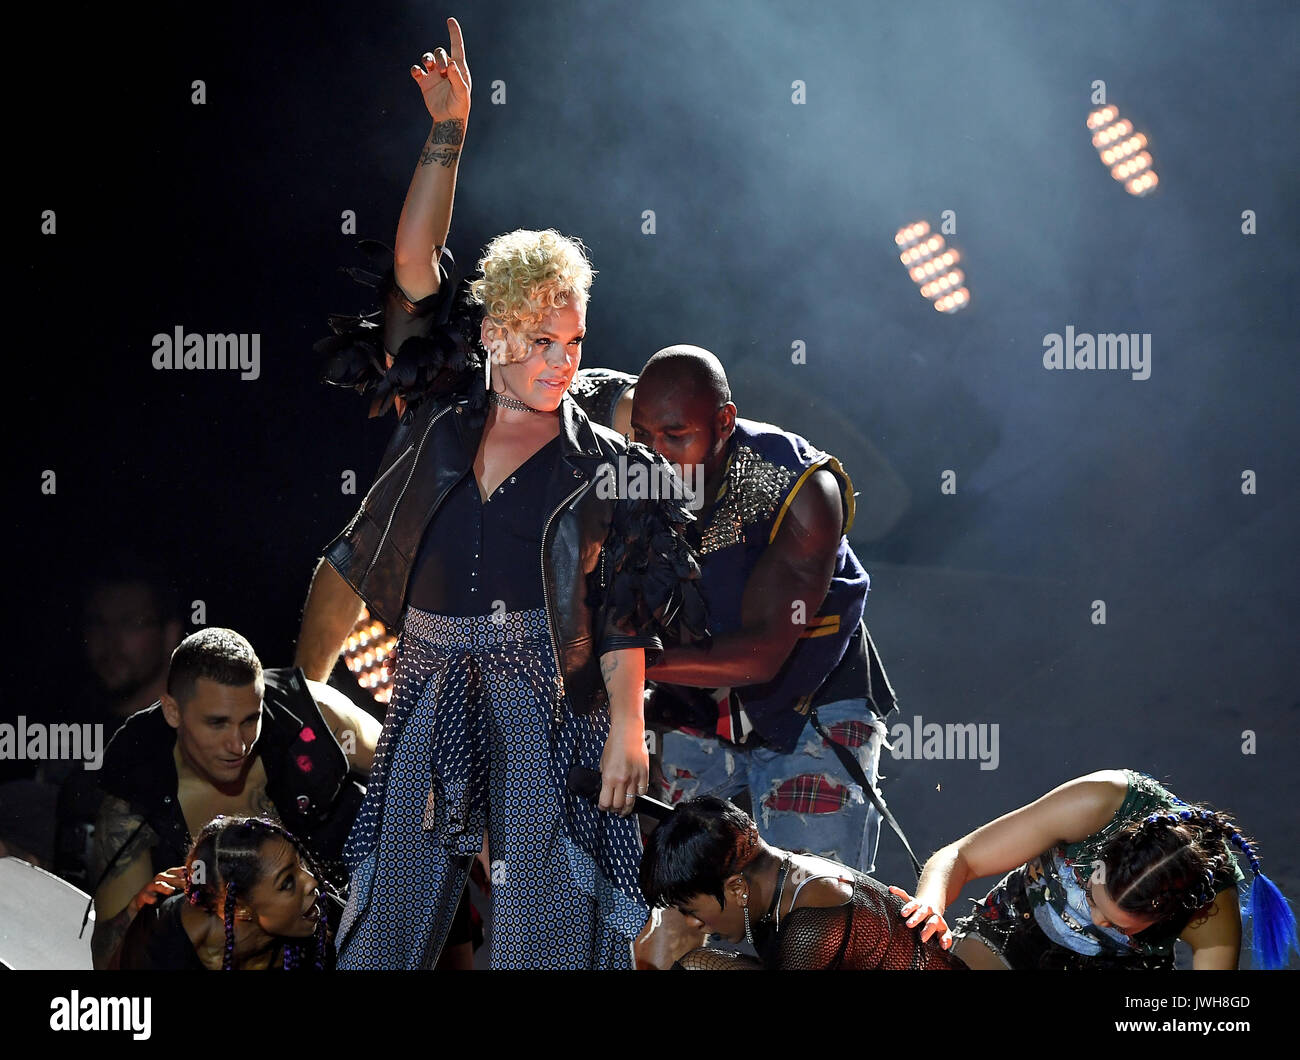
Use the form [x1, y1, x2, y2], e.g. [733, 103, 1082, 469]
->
[684, 418, 870, 752]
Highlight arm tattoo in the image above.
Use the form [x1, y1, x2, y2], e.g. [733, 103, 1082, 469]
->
[90, 796, 156, 886]
[419, 118, 465, 168]
[430, 118, 465, 146]
[600, 654, 620, 685]
[91, 905, 134, 969]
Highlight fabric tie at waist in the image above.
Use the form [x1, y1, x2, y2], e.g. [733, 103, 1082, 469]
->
[343, 607, 561, 868]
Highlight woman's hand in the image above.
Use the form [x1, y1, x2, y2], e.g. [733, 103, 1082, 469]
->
[130, 866, 187, 914]
[412, 17, 471, 125]
[888, 885, 954, 950]
[599, 717, 650, 818]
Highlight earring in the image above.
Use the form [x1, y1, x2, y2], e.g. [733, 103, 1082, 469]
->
[742, 892, 753, 945]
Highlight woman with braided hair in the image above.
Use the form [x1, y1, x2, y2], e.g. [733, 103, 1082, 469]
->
[118, 816, 337, 970]
[891, 769, 1298, 970]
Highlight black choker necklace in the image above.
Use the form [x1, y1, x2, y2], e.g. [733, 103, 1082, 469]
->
[759, 854, 794, 928]
[488, 390, 547, 413]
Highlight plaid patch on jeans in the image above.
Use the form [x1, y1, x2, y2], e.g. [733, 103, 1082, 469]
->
[765, 773, 852, 814]
[826, 719, 876, 749]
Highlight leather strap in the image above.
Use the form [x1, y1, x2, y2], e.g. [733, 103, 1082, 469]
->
[808, 705, 922, 881]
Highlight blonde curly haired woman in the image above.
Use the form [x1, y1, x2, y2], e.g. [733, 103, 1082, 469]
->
[302, 18, 706, 969]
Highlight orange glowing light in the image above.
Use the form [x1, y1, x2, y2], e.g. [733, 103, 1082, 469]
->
[1088, 105, 1158, 196]
[341, 607, 397, 704]
[895, 217, 971, 313]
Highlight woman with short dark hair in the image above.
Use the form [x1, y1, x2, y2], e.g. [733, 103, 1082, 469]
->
[640, 796, 965, 970]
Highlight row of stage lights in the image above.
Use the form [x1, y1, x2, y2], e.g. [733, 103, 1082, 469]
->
[894, 222, 969, 313]
[343, 608, 396, 705]
[895, 105, 1157, 312]
[1088, 104, 1159, 196]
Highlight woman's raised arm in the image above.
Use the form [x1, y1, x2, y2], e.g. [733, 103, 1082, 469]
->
[393, 16, 472, 302]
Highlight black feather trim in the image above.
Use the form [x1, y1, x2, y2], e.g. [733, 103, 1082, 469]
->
[588, 444, 711, 646]
[316, 241, 484, 418]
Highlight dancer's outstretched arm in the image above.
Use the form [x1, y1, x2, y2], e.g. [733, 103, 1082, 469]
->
[891, 770, 1128, 947]
[394, 16, 472, 302]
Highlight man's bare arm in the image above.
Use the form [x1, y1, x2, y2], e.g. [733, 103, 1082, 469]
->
[649, 469, 844, 686]
[307, 678, 383, 776]
[89, 795, 157, 969]
[294, 559, 366, 684]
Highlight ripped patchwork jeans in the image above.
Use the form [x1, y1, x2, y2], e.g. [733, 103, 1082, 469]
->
[655, 700, 888, 873]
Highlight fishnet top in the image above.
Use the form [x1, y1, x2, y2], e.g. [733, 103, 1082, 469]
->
[677, 869, 966, 970]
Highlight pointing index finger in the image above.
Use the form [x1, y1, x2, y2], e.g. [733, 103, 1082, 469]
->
[447, 17, 466, 66]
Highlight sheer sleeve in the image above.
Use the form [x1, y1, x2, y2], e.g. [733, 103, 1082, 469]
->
[774, 906, 854, 969]
[591, 442, 710, 663]
[315, 240, 483, 418]
[774, 875, 968, 970]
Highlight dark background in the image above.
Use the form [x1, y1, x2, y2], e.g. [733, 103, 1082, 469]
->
[18, 0, 1298, 964]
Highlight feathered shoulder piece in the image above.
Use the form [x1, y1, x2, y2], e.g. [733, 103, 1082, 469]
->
[590, 442, 711, 646]
[315, 240, 484, 418]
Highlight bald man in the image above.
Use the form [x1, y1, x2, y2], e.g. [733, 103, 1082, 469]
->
[570, 350, 896, 875]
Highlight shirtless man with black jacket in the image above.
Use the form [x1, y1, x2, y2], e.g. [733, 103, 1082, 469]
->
[89, 627, 379, 969]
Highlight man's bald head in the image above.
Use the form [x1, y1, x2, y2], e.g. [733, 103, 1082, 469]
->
[631, 346, 737, 485]
[638, 346, 732, 409]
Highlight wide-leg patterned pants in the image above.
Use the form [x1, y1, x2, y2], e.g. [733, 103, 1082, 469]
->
[336, 606, 648, 969]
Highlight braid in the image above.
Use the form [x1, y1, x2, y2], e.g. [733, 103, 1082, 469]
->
[1225, 824, 1262, 876]
[1103, 806, 1236, 921]
[222, 881, 238, 972]
[1216, 816, 1299, 968]
[311, 912, 328, 971]
[183, 864, 203, 907]
[1102, 802, 1298, 969]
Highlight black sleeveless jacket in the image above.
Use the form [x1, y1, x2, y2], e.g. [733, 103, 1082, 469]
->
[94, 667, 364, 889]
